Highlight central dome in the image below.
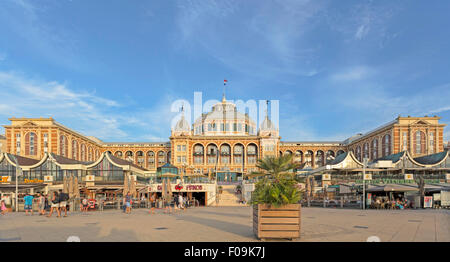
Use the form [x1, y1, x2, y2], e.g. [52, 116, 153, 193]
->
[193, 97, 257, 136]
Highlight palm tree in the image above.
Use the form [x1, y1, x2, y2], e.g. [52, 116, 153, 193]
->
[250, 154, 302, 207]
[249, 154, 301, 180]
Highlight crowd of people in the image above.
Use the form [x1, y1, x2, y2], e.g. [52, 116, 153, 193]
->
[371, 197, 412, 210]
[1, 191, 197, 216]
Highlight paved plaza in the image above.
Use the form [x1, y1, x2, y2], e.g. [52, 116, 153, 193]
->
[0, 207, 448, 242]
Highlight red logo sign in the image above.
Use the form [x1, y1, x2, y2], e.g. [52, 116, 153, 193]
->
[175, 184, 183, 191]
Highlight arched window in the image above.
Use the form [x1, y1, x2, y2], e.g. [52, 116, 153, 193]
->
[72, 140, 78, 160]
[363, 143, 369, 160]
[315, 150, 324, 167]
[356, 146, 362, 162]
[337, 150, 345, 156]
[233, 144, 244, 164]
[206, 144, 218, 164]
[382, 134, 391, 157]
[247, 144, 257, 164]
[60, 135, 68, 157]
[114, 151, 123, 158]
[157, 151, 166, 165]
[326, 150, 335, 163]
[88, 147, 93, 161]
[371, 139, 378, 160]
[125, 151, 133, 162]
[193, 144, 204, 164]
[304, 150, 313, 167]
[414, 131, 426, 155]
[137, 151, 144, 167]
[25, 132, 37, 156]
[294, 150, 303, 163]
[220, 144, 231, 164]
[147, 151, 155, 168]
[81, 144, 86, 161]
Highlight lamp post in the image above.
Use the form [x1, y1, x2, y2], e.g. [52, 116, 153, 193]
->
[362, 157, 368, 210]
[11, 155, 22, 212]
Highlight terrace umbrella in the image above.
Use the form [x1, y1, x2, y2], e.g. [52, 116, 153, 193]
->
[130, 175, 137, 198]
[123, 173, 129, 196]
[63, 175, 68, 194]
[167, 178, 173, 203]
[68, 175, 74, 198]
[161, 178, 167, 205]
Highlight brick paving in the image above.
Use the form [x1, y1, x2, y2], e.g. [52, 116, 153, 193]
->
[0, 207, 448, 242]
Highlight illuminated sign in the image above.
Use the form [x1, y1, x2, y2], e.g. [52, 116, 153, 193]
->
[404, 174, 414, 180]
[0, 176, 10, 183]
[24, 179, 44, 184]
[322, 174, 331, 181]
[363, 174, 372, 180]
[156, 184, 204, 191]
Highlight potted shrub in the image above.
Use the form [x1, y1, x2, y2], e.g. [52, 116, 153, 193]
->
[218, 185, 223, 194]
[250, 154, 302, 240]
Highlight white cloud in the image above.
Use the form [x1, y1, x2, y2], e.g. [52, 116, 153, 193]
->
[331, 66, 373, 81]
[355, 24, 369, 40]
[0, 71, 179, 142]
[173, 0, 324, 80]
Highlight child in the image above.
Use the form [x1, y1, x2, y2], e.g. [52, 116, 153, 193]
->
[1, 199, 8, 215]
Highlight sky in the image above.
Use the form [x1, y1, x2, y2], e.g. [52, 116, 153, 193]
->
[0, 0, 449, 143]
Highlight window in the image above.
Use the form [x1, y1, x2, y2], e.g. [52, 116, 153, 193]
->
[382, 135, 391, 157]
[177, 145, 181, 151]
[182, 145, 186, 152]
[43, 133, 48, 153]
[371, 139, 378, 160]
[415, 131, 426, 154]
[233, 123, 237, 131]
[430, 132, 434, 154]
[237, 124, 242, 132]
[402, 132, 407, 151]
[16, 133, 21, 155]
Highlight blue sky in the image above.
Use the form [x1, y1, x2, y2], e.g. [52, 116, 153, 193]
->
[0, 0, 449, 142]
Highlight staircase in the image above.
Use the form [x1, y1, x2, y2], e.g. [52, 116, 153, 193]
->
[216, 185, 244, 206]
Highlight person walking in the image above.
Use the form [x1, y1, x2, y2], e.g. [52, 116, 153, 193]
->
[58, 190, 69, 217]
[23, 193, 34, 216]
[178, 194, 184, 211]
[81, 197, 88, 212]
[164, 193, 172, 214]
[125, 192, 132, 214]
[148, 193, 156, 214]
[1, 200, 7, 215]
[47, 191, 60, 218]
[174, 193, 179, 213]
[38, 193, 46, 216]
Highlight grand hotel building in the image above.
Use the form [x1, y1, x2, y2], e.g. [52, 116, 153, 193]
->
[0, 96, 447, 180]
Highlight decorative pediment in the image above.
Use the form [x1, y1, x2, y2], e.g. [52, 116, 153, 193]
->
[412, 120, 430, 126]
[22, 121, 38, 127]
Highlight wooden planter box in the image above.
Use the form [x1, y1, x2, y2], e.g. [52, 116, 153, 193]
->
[253, 204, 301, 240]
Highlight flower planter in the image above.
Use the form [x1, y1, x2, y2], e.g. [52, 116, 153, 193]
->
[253, 203, 301, 240]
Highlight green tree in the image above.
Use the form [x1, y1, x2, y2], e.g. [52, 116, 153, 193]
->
[250, 154, 302, 207]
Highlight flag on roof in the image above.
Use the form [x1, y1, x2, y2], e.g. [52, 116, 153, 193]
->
[224, 79, 228, 85]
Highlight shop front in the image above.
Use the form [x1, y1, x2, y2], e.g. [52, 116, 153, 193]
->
[148, 182, 216, 206]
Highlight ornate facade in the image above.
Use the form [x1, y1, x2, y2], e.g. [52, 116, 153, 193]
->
[1, 98, 447, 179]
